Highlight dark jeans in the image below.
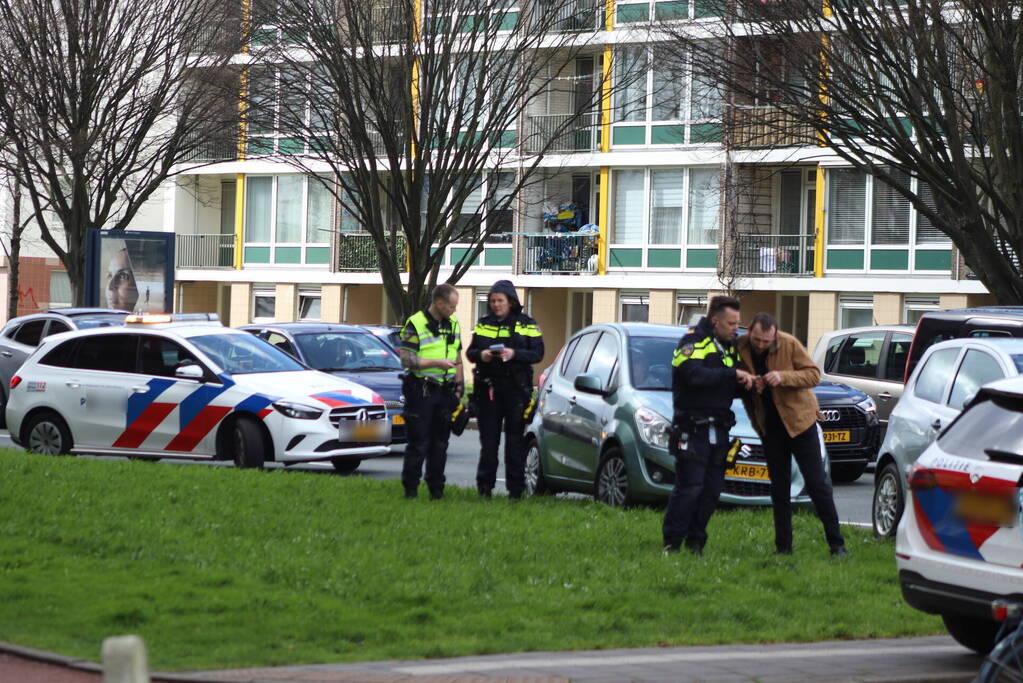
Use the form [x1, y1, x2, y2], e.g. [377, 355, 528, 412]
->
[402, 385, 452, 495]
[475, 384, 526, 496]
[662, 423, 729, 549]
[763, 422, 845, 551]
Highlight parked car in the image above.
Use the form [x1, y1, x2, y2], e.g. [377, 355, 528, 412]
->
[896, 376, 1023, 654]
[905, 307, 1023, 380]
[812, 380, 880, 483]
[0, 308, 129, 426]
[812, 324, 915, 436]
[524, 323, 830, 506]
[361, 324, 402, 351]
[238, 323, 406, 444]
[871, 337, 1023, 537]
[6, 314, 391, 473]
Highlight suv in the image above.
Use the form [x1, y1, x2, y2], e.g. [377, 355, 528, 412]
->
[0, 308, 128, 424]
[896, 376, 1023, 654]
[812, 324, 915, 436]
[872, 337, 1023, 537]
[906, 307, 1023, 380]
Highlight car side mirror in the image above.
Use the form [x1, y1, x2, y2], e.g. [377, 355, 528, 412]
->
[574, 373, 605, 395]
[175, 363, 204, 381]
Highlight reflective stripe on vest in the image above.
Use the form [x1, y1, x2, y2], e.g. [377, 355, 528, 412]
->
[406, 310, 460, 380]
[473, 320, 542, 339]
[672, 336, 736, 368]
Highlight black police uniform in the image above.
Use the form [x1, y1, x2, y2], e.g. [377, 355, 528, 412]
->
[662, 316, 741, 553]
[465, 281, 544, 499]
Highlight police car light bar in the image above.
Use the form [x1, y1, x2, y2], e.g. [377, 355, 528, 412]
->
[125, 313, 221, 325]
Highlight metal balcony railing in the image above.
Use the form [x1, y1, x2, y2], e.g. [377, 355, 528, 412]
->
[176, 234, 236, 269]
[179, 131, 237, 163]
[337, 232, 408, 271]
[734, 233, 814, 276]
[729, 105, 817, 148]
[535, 0, 602, 32]
[525, 112, 599, 153]
[522, 233, 598, 274]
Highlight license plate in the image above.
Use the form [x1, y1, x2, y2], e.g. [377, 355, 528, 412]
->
[392, 414, 405, 425]
[824, 430, 851, 443]
[726, 461, 770, 481]
[955, 491, 1016, 526]
[340, 421, 387, 443]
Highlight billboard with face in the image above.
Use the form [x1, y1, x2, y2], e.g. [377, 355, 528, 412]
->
[86, 230, 175, 313]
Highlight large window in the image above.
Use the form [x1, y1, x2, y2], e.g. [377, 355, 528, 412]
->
[839, 295, 874, 329]
[688, 168, 719, 245]
[244, 175, 333, 265]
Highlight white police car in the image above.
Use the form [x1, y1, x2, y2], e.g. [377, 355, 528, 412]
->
[896, 376, 1023, 654]
[6, 314, 390, 472]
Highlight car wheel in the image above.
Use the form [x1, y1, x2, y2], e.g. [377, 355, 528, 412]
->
[524, 439, 550, 496]
[831, 462, 867, 483]
[595, 447, 629, 507]
[872, 462, 904, 538]
[330, 457, 361, 474]
[23, 411, 73, 456]
[231, 418, 266, 469]
[942, 614, 1001, 654]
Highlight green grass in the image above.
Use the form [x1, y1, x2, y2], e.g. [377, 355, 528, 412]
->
[0, 450, 942, 671]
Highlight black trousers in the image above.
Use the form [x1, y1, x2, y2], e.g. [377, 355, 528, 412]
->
[401, 385, 452, 495]
[475, 383, 526, 496]
[662, 423, 729, 549]
[763, 421, 845, 551]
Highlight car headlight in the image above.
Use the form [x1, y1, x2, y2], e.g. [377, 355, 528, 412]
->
[635, 407, 672, 449]
[857, 397, 876, 413]
[272, 400, 324, 420]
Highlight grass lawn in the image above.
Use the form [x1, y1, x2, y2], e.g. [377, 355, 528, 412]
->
[0, 450, 942, 672]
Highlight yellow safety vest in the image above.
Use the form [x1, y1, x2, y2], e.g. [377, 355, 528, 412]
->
[404, 310, 461, 381]
[671, 336, 737, 368]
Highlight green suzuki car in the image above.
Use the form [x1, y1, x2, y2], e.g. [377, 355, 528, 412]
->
[524, 323, 830, 506]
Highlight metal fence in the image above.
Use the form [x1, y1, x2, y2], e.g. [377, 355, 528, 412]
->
[179, 131, 237, 163]
[525, 112, 599, 153]
[522, 233, 598, 274]
[535, 0, 602, 32]
[734, 233, 814, 276]
[176, 234, 235, 269]
[337, 232, 408, 271]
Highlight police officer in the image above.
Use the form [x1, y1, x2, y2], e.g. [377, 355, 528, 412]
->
[466, 280, 544, 499]
[398, 283, 464, 500]
[662, 295, 755, 555]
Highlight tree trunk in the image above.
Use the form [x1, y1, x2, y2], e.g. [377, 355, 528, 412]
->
[7, 190, 21, 320]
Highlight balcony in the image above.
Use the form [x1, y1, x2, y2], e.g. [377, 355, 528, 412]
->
[522, 233, 598, 274]
[337, 232, 408, 272]
[734, 233, 814, 276]
[729, 105, 816, 149]
[180, 131, 237, 163]
[525, 112, 599, 153]
[176, 234, 235, 269]
[535, 0, 603, 32]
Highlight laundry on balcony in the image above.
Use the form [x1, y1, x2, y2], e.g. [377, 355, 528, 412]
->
[521, 229, 598, 275]
[543, 203, 585, 232]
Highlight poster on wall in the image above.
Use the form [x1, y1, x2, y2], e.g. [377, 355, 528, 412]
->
[85, 230, 175, 314]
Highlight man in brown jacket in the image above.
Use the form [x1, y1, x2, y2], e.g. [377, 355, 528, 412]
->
[737, 313, 847, 556]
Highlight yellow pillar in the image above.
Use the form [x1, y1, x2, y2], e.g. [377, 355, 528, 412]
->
[598, 167, 609, 275]
[597, 0, 613, 276]
[814, 167, 825, 277]
[234, 174, 245, 270]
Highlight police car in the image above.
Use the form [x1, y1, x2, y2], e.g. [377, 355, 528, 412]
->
[5, 314, 391, 472]
[896, 376, 1023, 654]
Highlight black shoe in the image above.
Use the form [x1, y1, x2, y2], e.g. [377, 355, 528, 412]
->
[830, 545, 849, 557]
[508, 491, 523, 501]
[478, 487, 492, 499]
[429, 490, 444, 501]
[404, 488, 418, 499]
[774, 548, 793, 556]
[663, 543, 682, 554]
[684, 540, 704, 556]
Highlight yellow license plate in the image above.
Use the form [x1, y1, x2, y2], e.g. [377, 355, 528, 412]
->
[955, 492, 1016, 526]
[392, 414, 405, 425]
[824, 430, 851, 443]
[726, 462, 770, 481]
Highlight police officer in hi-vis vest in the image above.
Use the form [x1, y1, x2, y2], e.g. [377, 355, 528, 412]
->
[465, 280, 544, 499]
[662, 296, 754, 555]
[398, 283, 464, 500]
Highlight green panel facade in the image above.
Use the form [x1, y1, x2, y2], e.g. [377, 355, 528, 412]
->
[686, 248, 717, 268]
[915, 249, 952, 271]
[244, 246, 271, 264]
[485, 248, 513, 266]
[617, 3, 650, 22]
[827, 249, 865, 270]
[305, 247, 331, 265]
[647, 249, 681, 268]
[870, 249, 909, 270]
[612, 126, 646, 145]
[609, 248, 643, 268]
[274, 247, 302, 264]
[655, 0, 688, 19]
[690, 123, 722, 143]
[651, 125, 685, 144]
[449, 247, 481, 267]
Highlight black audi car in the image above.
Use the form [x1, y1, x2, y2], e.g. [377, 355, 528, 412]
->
[812, 381, 880, 482]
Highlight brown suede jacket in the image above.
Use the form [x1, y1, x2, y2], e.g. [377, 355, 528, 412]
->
[736, 331, 821, 438]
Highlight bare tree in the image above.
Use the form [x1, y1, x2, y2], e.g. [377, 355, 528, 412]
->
[0, 0, 245, 305]
[251, 0, 624, 319]
[656, 0, 1023, 303]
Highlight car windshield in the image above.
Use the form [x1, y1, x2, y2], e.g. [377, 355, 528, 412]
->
[190, 333, 305, 375]
[628, 336, 677, 390]
[295, 332, 401, 371]
[938, 395, 1023, 462]
[74, 314, 129, 329]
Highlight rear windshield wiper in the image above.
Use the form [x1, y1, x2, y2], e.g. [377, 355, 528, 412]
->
[983, 448, 1023, 466]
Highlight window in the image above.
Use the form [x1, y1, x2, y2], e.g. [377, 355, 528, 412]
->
[13, 320, 47, 347]
[614, 46, 721, 126]
[298, 287, 322, 320]
[265, 332, 299, 358]
[948, 350, 1004, 410]
[676, 293, 706, 326]
[244, 174, 334, 263]
[903, 296, 939, 325]
[839, 295, 874, 329]
[189, 333, 305, 375]
[610, 167, 719, 254]
[39, 339, 79, 368]
[561, 332, 599, 381]
[138, 337, 200, 377]
[49, 271, 72, 308]
[834, 332, 884, 378]
[475, 289, 490, 322]
[938, 396, 1023, 462]
[614, 47, 647, 123]
[620, 292, 649, 322]
[585, 332, 619, 390]
[253, 286, 276, 321]
[45, 320, 72, 339]
[872, 169, 910, 245]
[612, 169, 645, 243]
[75, 335, 138, 373]
[650, 169, 684, 244]
[688, 168, 719, 245]
[914, 347, 959, 403]
[827, 169, 866, 244]
[883, 333, 913, 381]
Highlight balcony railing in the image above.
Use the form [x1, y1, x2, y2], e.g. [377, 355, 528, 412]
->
[729, 105, 816, 148]
[176, 234, 235, 269]
[180, 131, 237, 163]
[535, 0, 602, 32]
[522, 233, 598, 274]
[734, 233, 814, 276]
[525, 112, 599, 153]
[337, 232, 407, 272]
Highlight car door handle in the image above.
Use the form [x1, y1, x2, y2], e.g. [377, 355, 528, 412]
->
[65, 381, 80, 389]
[931, 418, 942, 431]
[130, 385, 150, 394]
[544, 385, 553, 393]
[877, 392, 892, 400]
[0, 351, 11, 358]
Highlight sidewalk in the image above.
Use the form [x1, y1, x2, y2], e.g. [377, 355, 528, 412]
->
[3, 635, 980, 683]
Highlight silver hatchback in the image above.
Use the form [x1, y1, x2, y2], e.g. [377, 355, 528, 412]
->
[870, 337, 1023, 536]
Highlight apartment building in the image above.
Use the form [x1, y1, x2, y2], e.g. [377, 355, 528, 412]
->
[164, 0, 991, 359]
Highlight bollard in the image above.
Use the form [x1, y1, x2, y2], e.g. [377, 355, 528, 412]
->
[102, 634, 150, 683]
